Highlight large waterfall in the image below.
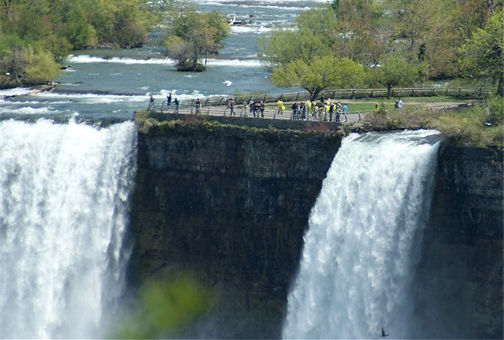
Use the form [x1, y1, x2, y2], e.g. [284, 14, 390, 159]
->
[283, 130, 441, 339]
[0, 119, 137, 338]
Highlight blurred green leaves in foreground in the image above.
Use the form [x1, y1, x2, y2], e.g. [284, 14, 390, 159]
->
[115, 272, 213, 338]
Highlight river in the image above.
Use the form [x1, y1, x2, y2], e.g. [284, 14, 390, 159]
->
[0, 0, 326, 121]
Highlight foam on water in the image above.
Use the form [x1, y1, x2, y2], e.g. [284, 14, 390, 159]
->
[0, 106, 59, 115]
[69, 55, 263, 67]
[0, 120, 137, 338]
[283, 130, 441, 339]
[0, 88, 32, 97]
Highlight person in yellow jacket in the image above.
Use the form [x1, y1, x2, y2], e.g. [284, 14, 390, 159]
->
[277, 99, 284, 115]
[311, 100, 317, 117]
[305, 100, 311, 115]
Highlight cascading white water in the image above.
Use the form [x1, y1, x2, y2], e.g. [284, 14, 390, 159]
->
[283, 130, 441, 339]
[0, 119, 137, 338]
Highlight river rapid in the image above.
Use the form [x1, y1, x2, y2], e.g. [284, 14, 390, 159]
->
[0, 0, 326, 121]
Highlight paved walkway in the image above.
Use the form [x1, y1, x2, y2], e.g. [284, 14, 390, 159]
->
[153, 104, 363, 124]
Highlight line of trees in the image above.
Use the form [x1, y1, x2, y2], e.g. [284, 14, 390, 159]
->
[258, 0, 503, 97]
[0, 0, 164, 88]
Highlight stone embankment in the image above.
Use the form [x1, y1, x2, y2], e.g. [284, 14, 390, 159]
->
[131, 118, 342, 337]
[131, 116, 503, 338]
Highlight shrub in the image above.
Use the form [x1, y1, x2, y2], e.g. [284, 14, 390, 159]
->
[427, 100, 504, 146]
[24, 49, 61, 85]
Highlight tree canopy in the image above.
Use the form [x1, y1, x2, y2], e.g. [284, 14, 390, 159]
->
[271, 56, 364, 101]
[366, 54, 419, 97]
[257, 4, 336, 68]
[459, 9, 504, 95]
[163, 3, 229, 72]
[259, 0, 503, 93]
[0, 0, 159, 88]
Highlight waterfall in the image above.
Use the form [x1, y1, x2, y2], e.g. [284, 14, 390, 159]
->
[283, 130, 441, 339]
[0, 119, 137, 338]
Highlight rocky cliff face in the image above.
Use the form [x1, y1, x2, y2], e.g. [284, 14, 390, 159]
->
[414, 144, 503, 339]
[131, 121, 503, 339]
[131, 121, 342, 338]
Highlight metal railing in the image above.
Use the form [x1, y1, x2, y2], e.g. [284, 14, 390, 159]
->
[152, 86, 494, 110]
[148, 100, 362, 124]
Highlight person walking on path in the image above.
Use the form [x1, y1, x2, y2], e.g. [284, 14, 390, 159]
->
[228, 98, 236, 116]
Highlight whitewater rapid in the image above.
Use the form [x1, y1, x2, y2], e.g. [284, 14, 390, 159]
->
[0, 119, 137, 338]
[283, 130, 441, 339]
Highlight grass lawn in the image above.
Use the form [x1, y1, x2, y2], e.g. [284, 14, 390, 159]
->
[346, 103, 418, 113]
[348, 96, 472, 103]
[266, 102, 418, 113]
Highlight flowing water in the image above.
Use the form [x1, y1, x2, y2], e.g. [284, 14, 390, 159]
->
[0, 120, 137, 338]
[0, 2, 324, 337]
[283, 130, 441, 339]
[1, 0, 326, 121]
[0, 2, 442, 338]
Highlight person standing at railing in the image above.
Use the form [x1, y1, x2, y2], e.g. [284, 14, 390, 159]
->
[311, 100, 316, 117]
[250, 98, 256, 117]
[259, 101, 265, 117]
[243, 99, 248, 116]
[342, 103, 348, 122]
[277, 99, 284, 115]
[174, 98, 179, 113]
[195, 98, 201, 114]
[305, 100, 311, 118]
[329, 102, 334, 122]
[335, 107, 342, 123]
[291, 102, 297, 120]
[318, 103, 324, 120]
[148, 94, 155, 111]
[167, 93, 172, 106]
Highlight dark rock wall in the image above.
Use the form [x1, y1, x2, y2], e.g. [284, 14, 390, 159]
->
[132, 123, 503, 339]
[414, 144, 503, 339]
[132, 123, 342, 338]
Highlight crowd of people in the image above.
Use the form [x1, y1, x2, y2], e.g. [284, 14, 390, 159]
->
[149, 93, 353, 122]
[148, 93, 179, 112]
[277, 98, 348, 122]
[226, 96, 349, 121]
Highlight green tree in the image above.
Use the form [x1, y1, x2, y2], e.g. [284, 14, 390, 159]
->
[114, 273, 213, 339]
[366, 53, 418, 97]
[384, 0, 460, 78]
[257, 28, 332, 69]
[0, 0, 160, 87]
[163, 4, 229, 72]
[257, 5, 336, 68]
[459, 10, 504, 95]
[335, 0, 387, 66]
[271, 56, 364, 100]
[0, 46, 61, 87]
